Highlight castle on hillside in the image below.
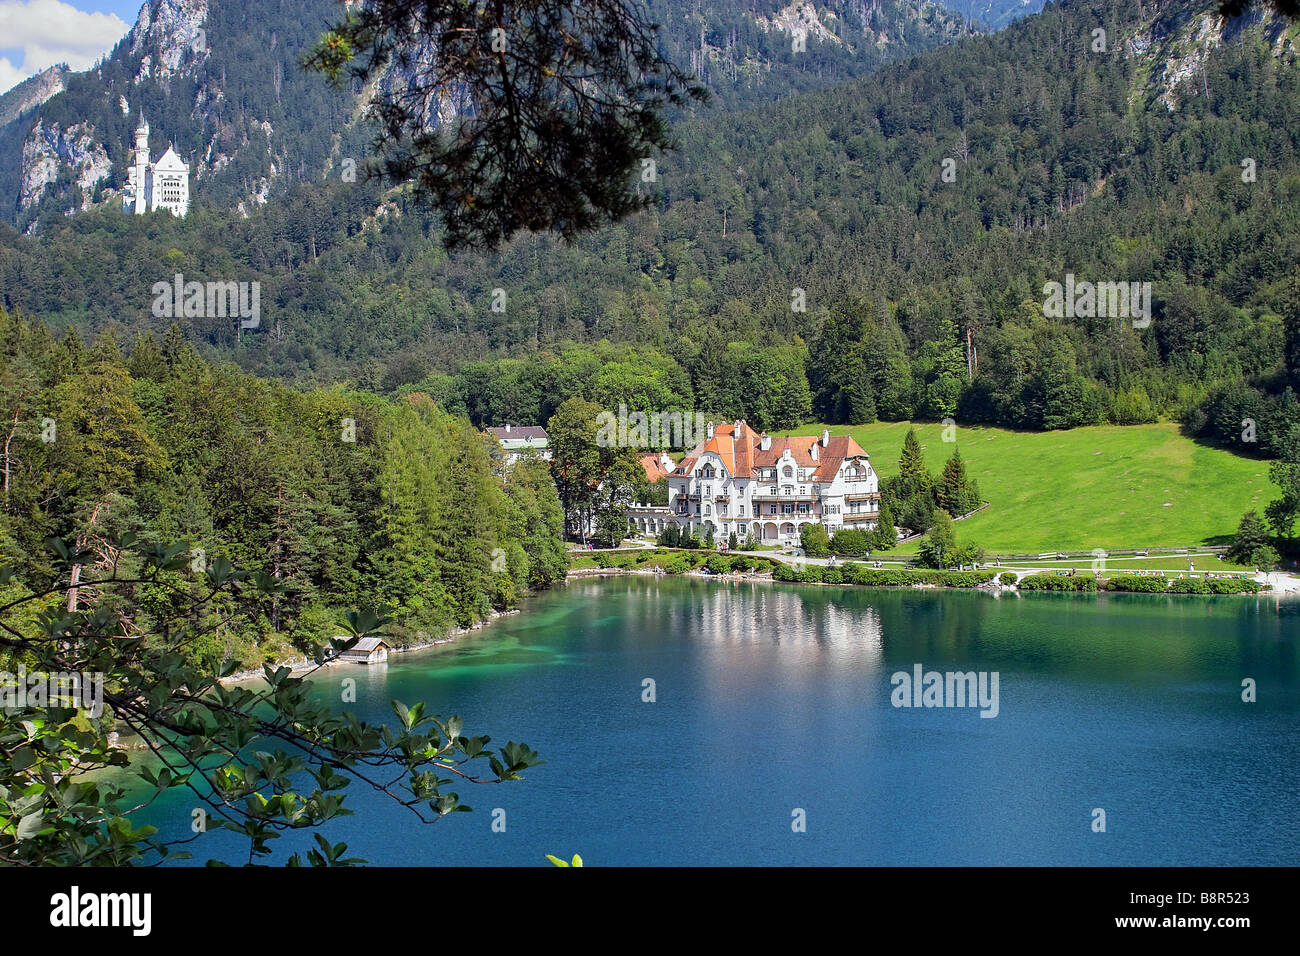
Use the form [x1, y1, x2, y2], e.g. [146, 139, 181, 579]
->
[122, 114, 189, 217]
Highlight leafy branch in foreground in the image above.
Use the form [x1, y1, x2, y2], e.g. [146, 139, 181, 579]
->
[305, 0, 707, 250]
[0, 535, 541, 866]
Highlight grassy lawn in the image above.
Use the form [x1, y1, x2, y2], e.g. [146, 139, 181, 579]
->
[788, 421, 1277, 553]
[1001, 554, 1255, 572]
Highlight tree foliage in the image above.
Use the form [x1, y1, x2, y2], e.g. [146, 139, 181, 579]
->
[306, 0, 707, 249]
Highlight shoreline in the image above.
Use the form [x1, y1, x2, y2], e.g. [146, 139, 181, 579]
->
[565, 563, 1298, 596]
[225, 564, 1299, 682]
[219, 607, 523, 687]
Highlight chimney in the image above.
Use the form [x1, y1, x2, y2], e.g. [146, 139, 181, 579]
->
[706, 420, 715, 439]
[760, 433, 771, 451]
[505, 423, 511, 433]
[821, 428, 830, 447]
[811, 442, 819, 461]
[733, 419, 742, 436]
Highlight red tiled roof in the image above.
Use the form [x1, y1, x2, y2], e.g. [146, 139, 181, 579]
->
[675, 422, 868, 481]
[640, 453, 673, 482]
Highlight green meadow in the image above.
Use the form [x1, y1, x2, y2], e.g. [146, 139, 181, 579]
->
[788, 422, 1278, 554]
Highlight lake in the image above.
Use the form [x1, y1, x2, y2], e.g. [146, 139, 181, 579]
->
[139, 577, 1300, 866]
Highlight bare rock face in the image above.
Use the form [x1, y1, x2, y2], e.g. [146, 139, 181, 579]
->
[1127, 3, 1294, 111]
[0, 65, 71, 129]
[128, 0, 211, 82]
[19, 120, 113, 213]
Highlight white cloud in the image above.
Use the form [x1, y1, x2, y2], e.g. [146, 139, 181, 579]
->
[0, 55, 28, 94]
[0, 0, 129, 94]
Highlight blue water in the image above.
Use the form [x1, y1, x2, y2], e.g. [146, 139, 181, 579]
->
[135, 578, 1300, 865]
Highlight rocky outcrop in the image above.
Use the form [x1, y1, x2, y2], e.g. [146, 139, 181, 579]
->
[128, 0, 210, 83]
[19, 120, 113, 213]
[0, 65, 71, 130]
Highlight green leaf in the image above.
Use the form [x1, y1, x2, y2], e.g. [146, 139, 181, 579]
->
[16, 810, 43, 840]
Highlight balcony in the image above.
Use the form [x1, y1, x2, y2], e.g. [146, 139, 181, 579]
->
[844, 492, 881, 502]
[843, 512, 879, 522]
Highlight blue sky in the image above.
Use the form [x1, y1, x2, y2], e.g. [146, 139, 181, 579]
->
[0, 0, 141, 95]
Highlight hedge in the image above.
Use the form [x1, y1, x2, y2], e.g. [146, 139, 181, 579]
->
[1016, 574, 1099, 592]
[1103, 574, 1167, 593]
[772, 564, 996, 588]
[1104, 574, 1261, 594]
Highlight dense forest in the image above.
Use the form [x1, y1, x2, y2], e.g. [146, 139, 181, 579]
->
[0, 307, 567, 668]
[0, 0, 970, 227]
[0, 1, 1297, 456]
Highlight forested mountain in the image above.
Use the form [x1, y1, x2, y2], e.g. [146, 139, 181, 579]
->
[0, 0, 1298, 455]
[0, 0, 973, 228]
[937, 0, 1044, 29]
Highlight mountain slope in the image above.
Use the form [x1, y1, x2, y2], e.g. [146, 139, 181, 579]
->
[0, 0, 1296, 446]
[0, 0, 977, 230]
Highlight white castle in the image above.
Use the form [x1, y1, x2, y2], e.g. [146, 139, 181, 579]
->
[122, 114, 189, 217]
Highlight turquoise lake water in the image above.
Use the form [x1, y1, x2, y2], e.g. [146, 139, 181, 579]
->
[138, 577, 1300, 865]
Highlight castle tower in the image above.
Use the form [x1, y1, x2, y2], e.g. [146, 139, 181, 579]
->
[132, 115, 149, 214]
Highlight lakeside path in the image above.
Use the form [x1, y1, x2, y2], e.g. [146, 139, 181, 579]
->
[584, 541, 1300, 594]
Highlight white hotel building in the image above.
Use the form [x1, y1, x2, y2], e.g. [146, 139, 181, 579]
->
[668, 420, 880, 545]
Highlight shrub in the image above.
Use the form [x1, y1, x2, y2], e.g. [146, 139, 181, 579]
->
[800, 523, 831, 556]
[662, 555, 691, 575]
[930, 570, 999, 587]
[829, 528, 870, 555]
[705, 554, 733, 575]
[1017, 574, 1098, 592]
[1104, 574, 1167, 593]
[1166, 577, 1261, 594]
[821, 567, 843, 584]
[998, 571, 1017, 586]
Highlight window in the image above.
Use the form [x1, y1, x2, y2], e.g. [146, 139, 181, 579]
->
[769, 505, 777, 515]
[800, 486, 807, 495]
[783, 466, 794, 478]
[782, 504, 794, 515]
[739, 505, 745, 517]
[798, 504, 809, 514]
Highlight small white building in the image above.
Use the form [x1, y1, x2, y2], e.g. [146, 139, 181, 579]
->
[487, 424, 551, 465]
[123, 113, 189, 217]
[338, 637, 390, 664]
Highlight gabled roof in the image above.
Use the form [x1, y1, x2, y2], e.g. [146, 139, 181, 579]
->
[639, 452, 675, 482]
[153, 146, 188, 171]
[487, 425, 548, 441]
[675, 422, 869, 482]
[343, 637, 389, 653]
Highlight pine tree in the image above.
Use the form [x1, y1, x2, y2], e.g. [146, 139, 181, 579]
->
[1227, 510, 1272, 563]
[874, 503, 897, 549]
[936, 448, 980, 517]
[896, 428, 932, 500]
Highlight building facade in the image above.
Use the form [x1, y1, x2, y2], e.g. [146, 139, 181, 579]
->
[487, 424, 552, 465]
[668, 420, 879, 545]
[123, 115, 189, 217]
